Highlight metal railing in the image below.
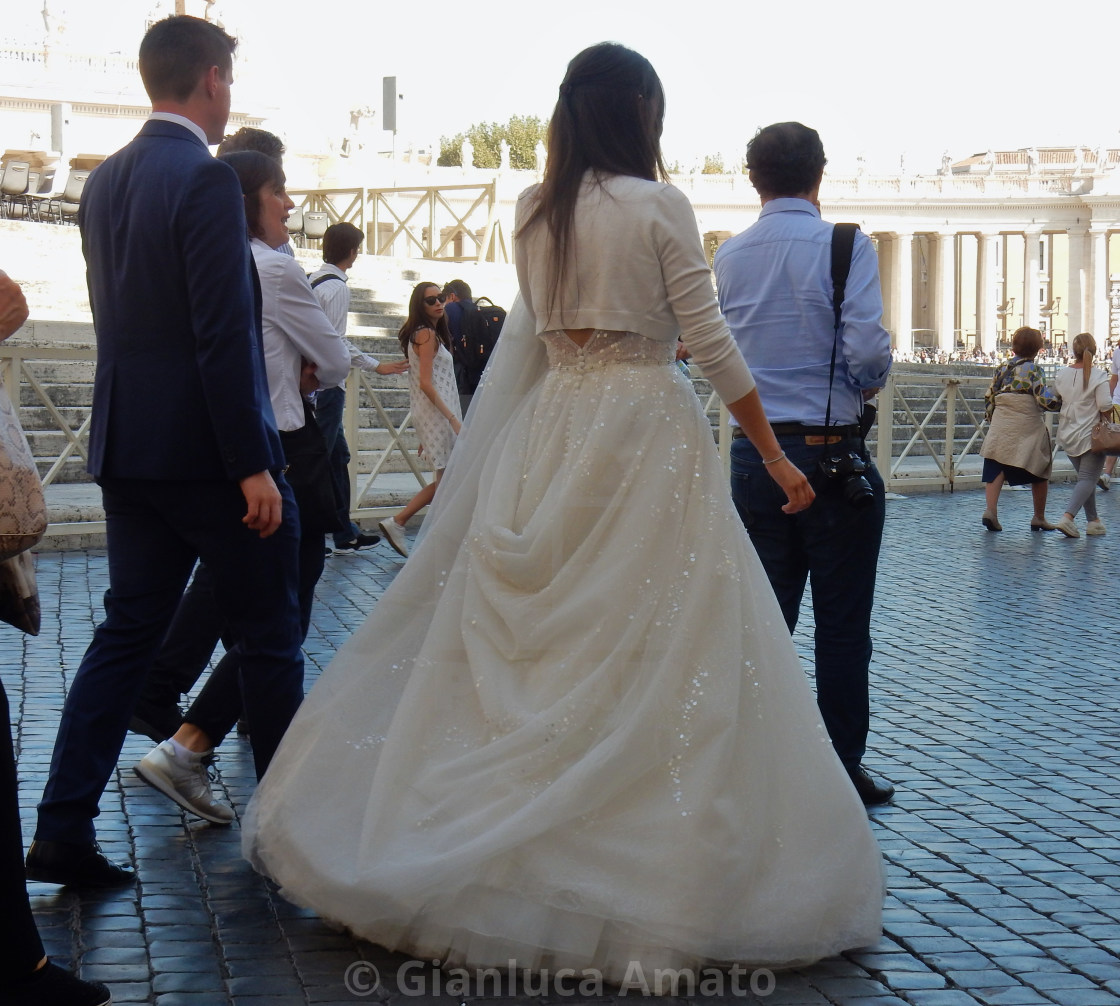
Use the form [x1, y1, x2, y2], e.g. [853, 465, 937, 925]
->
[711, 370, 1039, 493]
[5, 344, 1058, 541]
[287, 182, 509, 263]
[0, 346, 432, 541]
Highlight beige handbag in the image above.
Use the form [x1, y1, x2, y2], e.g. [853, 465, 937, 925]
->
[1090, 407, 1120, 456]
[0, 380, 46, 560]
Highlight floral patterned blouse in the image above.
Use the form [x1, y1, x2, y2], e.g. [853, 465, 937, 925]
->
[984, 356, 1062, 422]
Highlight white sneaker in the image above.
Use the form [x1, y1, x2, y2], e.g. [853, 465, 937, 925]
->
[1055, 516, 1080, 539]
[1098, 474, 1112, 491]
[1086, 519, 1107, 536]
[135, 741, 234, 824]
[378, 518, 409, 558]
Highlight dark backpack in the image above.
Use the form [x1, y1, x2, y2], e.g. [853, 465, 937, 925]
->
[453, 296, 506, 395]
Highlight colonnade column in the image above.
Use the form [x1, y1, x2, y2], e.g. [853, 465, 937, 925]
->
[1023, 227, 1042, 330]
[1066, 225, 1086, 338]
[890, 232, 913, 355]
[1090, 224, 1110, 339]
[978, 232, 999, 354]
[935, 231, 956, 352]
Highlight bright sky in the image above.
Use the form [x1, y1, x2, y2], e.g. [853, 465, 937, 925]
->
[8, 0, 1120, 174]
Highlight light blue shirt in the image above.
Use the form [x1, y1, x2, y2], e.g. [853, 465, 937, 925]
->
[714, 198, 891, 427]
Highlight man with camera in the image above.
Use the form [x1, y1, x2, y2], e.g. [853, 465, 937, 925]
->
[714, 121, 894, 806]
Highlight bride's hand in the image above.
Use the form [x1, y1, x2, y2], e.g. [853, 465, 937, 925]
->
[768, 458, 815, 514]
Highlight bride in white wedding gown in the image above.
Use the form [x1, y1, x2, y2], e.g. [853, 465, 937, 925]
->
[243, 43, 883, 982]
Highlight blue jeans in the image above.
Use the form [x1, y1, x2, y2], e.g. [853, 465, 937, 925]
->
[315, 385, 360, 547]
[730, 434, 885, 770]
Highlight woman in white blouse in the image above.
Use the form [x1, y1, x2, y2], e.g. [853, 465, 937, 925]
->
[1054, 332, 1112, 537]
[133, 152, 351, 827]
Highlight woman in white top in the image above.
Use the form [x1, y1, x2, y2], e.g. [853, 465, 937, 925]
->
[377, 283, 462, 558]
[133, 152, 351, 826]
[244, 43, 882, 979]
[1053, 332, 1112, 537]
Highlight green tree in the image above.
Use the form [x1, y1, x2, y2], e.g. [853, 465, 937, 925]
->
[439, 114, 548, 169]
[701, 153, 725, 175]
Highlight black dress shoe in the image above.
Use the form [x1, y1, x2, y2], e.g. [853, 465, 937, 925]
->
[3, 961, 112, 1006]
[847, 766, 895, 806]
[25, 839, 135, 888]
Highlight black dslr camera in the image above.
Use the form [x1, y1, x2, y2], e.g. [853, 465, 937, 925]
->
[817, 452, 874, 508]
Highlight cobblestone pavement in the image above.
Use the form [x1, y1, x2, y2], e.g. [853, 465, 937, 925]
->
[6, 485, 1120, 1006]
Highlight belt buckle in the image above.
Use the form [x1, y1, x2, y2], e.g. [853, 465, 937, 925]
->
[804, 435, 843, 445]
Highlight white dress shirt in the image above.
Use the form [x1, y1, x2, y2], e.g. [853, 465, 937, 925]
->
[251, 238, 350, 431]
[307, 262, 382, 371]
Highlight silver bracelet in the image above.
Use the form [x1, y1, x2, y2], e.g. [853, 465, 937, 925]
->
[762, 452, 786, 465]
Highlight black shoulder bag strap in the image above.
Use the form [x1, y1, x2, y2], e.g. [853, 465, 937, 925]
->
[310, 273, 344, 289]
[822, 222, 859, 432]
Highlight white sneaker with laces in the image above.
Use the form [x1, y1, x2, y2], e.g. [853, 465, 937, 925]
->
[1086, 519, 1107, 536]
[378, 518, 409, 558]
[135, 741, 234, 824]
[1098, 473, 1111, 491]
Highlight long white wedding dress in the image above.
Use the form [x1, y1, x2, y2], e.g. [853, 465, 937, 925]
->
[244, 317, 883, 980]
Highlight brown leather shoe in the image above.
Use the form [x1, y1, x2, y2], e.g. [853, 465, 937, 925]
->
[25, 839, 135, 888]
[847, 766, 895, 806]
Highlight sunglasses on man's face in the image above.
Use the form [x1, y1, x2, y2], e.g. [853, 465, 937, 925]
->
[423, 294, 447, 306]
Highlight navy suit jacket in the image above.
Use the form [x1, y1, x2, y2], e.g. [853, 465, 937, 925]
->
[79, 118, 283, 482]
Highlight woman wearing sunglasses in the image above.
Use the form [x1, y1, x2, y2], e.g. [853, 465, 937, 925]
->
[377, 283, 462, 557]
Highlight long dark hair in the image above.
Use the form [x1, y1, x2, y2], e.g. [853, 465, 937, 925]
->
[398, 282, 452, 355]
[218, 150, 285, 239]
[518, 43, 668, 314]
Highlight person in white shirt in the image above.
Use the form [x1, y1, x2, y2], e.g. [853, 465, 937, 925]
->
[1053, 333, 1113, 537]
[308, 222, 408, 554]
[134, 150, 350, 823]
[1100, 343, 1120, 489]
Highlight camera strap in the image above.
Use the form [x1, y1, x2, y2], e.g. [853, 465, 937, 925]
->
[821, 222, 860, 434]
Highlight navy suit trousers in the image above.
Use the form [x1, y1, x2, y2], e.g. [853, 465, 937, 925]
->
[730, 434, 885, 770]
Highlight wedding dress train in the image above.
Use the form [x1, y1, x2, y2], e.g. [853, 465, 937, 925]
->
[243, 304, 883, 981]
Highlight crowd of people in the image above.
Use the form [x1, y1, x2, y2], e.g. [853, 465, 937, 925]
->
[893, 342, 1120, 369]
[4, 12, 1012, 1005]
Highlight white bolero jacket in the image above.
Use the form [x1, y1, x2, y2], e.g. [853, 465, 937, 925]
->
[514, 172, 755, 405]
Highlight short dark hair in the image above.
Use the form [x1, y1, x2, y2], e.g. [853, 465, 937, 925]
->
[443, 279, 472, 301]
[322, 222, 364, 265]
[1011, 326, 1044, 358]
[139, 15, 237, 103]
[746, 122, 827, 199]
[217, 127, 285, 161]
[218, 150, 285, 239]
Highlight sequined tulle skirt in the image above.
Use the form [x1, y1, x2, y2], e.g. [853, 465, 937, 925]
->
[244, 332, 883, 981]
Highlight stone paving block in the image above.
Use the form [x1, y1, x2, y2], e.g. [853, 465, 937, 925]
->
[970, 987, 1052, 1005]
[153, 972, 228, 994]
[104, 984, 154, 1003]
[79, 962, 151, 983]
[80, 946, 149, 966]
[944, 969, 1037, 990]
[1040, 992, 1120, 1006]
[880, 970, 948, 990]
[902, 992, 985, 1006]
[227, 975, 308, 997]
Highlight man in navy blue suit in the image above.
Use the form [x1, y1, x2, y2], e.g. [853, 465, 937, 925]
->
[26, 15, 304, 888]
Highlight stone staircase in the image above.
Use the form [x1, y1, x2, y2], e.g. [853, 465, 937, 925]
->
[17, 288, 419, 485]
